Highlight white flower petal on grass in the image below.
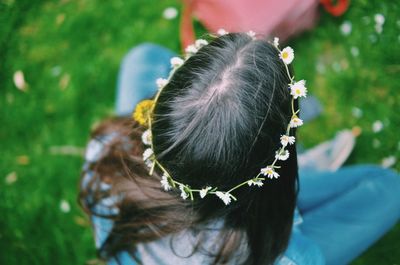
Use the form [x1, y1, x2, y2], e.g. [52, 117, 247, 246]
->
[280, 135, 295, 147]
[5, 171, 17, 185]
[275, 150, 290, 161]
[60, 200, 71, 213]
[374, 14, 385, 25]
[13, 70, 28, 91]
[372, 120, 384, 133]
[290, 80, 307, 99]
[170, 57, 184, 68]
[260, 166, 280, 179]
[156, 78, 168, 89]
[340, 21, 352, 36]
[200, 186, 212, 198]
[185, 44, 198, 54]
[273, 37, 279, 47]
[195, 39, 208, 49]
[143, 148, 154, 161]
[179, 184, 189, 200]
[160, 174, 172, 191]
[215, 191, 233, 205]
[162, 7, 178, 20]
[248, 179, 264, 187]
[217, 28, 228, 36]
[350, 47, 360, 57]
[381, 156, 396, 168]
[141, 129, 152, 145]
[279, 47, 294, 65]
[289, 117, 303, 128]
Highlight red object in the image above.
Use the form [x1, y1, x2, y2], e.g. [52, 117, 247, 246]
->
[320, 0, 349, 17]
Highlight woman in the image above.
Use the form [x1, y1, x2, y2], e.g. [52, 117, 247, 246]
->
[79, 33, 400, 265]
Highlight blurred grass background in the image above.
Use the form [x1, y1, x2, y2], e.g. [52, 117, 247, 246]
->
[0, 0, 399, 264]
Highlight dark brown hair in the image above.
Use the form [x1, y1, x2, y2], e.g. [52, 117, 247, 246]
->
[79, 33, 298, 265]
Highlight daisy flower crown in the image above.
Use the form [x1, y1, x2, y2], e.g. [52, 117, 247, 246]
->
[134, 31, 307, 205]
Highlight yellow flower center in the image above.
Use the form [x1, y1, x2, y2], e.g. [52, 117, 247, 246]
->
[282, 52, 288, 59]
[133, 99, 154, 126]
[296, 89, 301, 94]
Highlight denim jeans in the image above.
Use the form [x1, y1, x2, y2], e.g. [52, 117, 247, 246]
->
[87, 43, 400, 265]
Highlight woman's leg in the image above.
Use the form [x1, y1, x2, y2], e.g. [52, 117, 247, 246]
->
[299, 166, 400, 265]
[115, 43, 176, 116]
[297, 165, 382, 212]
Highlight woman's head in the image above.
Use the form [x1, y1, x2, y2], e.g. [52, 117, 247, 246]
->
[81, 33, 299, 265]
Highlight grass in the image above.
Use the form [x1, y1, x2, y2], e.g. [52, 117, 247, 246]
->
[0, 0, 399, 264]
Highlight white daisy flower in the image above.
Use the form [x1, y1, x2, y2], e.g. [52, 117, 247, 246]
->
[381, 156, 396, 168]
[179, 184, 189, 200]
[260, 166, 280, 179]
[143, 148, 154, 161]
[280, 135, 295, 147]
[160, 174, 172, 191]
[185, 44, 198, 54]
[156, 78, 168, 89]
[289, 117, 303, 128]
[372, 120, 384, 133]
[290, 80, 307, 99]
[215, 191, 233, 205]
[273, 37, 279, 47]
[247, 30, 256, 39]
[162, 7, 178, 20]
[279, 47, 294, 65]
[170, 57, 184, 68]
[275, 149, 290, 161]
[199, 186, 212, 198]
[145, 160, 154, 169]
[247, 179, 264, 187]
[340, 21, 352, 36]
[217, 28, 228, 36]
[141, 129, 152, 146]
[374, 14, 385, 25]
[195, 39, 208, 49]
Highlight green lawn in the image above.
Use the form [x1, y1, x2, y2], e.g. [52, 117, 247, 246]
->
[1, 0, 399, 264]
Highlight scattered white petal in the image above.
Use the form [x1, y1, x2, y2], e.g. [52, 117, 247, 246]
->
[195, 39, 208, 49]
[200, 187, 212, 198]
[372, 120, 384, 133]
[217, 28, 228, 36]
[51, 66, 62, 76]
[351, 107, 363, 118]
[60, 200, 71, 213]
[279, 47, 294, 65]
[280, 135, 295, 147]
[381, 156, 396, 168]
[248, 179, 263, 187]
[141, 129, 152, 146]
[260, 166, 280, 179]
[170, 57, 184, 68]
[5, 171, 17, 185]
[316, 62, 326, 74]
[162, 7, 178, 20]
[160, 174, 172, 191]
[374, 14, 385, 25]
[275, 150, 290, 161]
[375, 24, 383, 34]
[350, 46, 359, 57]
[215, 191, 233, 205]
[13, 70, 28, 91]
[179, 184, 189, 200]
[340, 21, 352, 36]
[289, 117, 303, 128]
[290, 80, 307, 99]
[369, 34, 377, 43]
[156, 78, 168, 89]
[143, 148, 154, 161]
[332, 62, 342, 72]
[273, 37, 279, 47]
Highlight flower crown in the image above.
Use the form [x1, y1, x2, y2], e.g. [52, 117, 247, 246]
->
[133, 31, 307, 205]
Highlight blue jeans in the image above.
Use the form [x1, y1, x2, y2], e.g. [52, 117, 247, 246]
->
[91, 43, 400, 265]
